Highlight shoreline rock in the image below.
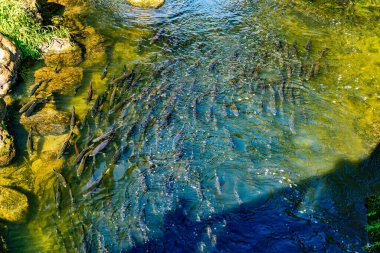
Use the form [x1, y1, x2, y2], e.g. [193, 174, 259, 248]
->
[0, 129, 15, 167]
[0, 34, 21, 95]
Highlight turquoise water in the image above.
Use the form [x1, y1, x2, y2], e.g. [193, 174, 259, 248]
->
[6, 0, 380, 252]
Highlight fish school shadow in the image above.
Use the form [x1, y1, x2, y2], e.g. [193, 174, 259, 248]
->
[127, 143, 380, 253]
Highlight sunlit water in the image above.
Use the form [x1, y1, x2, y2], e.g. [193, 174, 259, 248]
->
[6, 0, 380, 252]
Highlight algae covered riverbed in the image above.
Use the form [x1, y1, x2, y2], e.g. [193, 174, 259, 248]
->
[1, 0, 380, 252]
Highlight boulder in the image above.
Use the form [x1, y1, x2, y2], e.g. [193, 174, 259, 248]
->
[0, 129, 15, 167]
[20, 107, 70, 135]
[128, 0, 165, 8]
[0, 186, 28, 223]
[34, 66, 83, 95]
[0, 34, 21, 95]
[41, 38, 83, 66]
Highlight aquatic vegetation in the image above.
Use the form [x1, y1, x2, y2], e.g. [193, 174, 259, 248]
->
[0, 0, 70, 58]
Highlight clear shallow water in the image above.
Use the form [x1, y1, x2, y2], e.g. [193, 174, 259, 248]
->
[6, 0, 380, 252]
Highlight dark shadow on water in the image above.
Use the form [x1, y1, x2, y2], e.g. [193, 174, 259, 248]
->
[128, 143, 380, 253]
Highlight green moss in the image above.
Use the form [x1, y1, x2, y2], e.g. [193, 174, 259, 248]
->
[0, 0, 70, 59]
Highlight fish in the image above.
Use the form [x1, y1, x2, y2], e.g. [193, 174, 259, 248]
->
[19, 100, 35, 114]
[208, 59, 219, 73]
[86, 82, 93, 104]
[205, 49, 217, 57]
[83, 168, 110, 195]
[29, 80, 44, 97]
[53, 169, 68, 188]
[230, 102, 239, 117]
[74, 142, 79, 156]
[100, 63, 109, 80]
[110, 146, 123, 165]
[305, 39, 311, 53]
[305, 63, 315, 81]
[72, 144, 94, 165]
[92, 128, 116, 143]
[54, 180, 62, 212]
[26, 127, 33, 156]
[24, 101, 38, 117]
[90, 138, 112, 156]
[54, 61, 62, 73]
[76, 152, 90, 177]
[57, 132, 72, 159]
[172, 126, 184, 151]
[109, 86, 118, 107]
[70, 106, 76, 131]
[74, 83, 83, 95]
[91, 95, 100, 117]
[150, 29, 164, 44]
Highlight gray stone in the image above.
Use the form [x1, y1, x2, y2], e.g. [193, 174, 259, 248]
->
[0, 34, 21, 95]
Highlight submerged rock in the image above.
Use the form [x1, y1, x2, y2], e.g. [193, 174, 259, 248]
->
[34, 66, 83, 95]
[128, 0, 165, 8]
[76, 26, 107, 67]
[41, 38, 83, 66]
[0, 34, 21, 95]
[20, 107, 70, 135]
[0, 186, 28, 223]
[0, 129, 15, 167]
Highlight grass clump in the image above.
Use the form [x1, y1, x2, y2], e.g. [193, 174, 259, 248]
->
[366, 195, 380, 252]
[0, 0, 70, 59]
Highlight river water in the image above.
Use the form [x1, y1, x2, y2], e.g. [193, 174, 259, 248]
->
[6, 0, 380, 252]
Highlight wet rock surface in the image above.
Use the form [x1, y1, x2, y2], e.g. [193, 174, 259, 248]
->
[41, 38, 83, 66]
[20, 107, 70, 135]
[34, 66, 83, 95]
[0, 34, 21, 95]
[0, 186, 28, 223]
[128, 0, 165, 8]
[0, 129, 15, 167]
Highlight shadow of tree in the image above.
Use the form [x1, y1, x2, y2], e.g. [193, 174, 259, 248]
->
[127, 143, 380, 252]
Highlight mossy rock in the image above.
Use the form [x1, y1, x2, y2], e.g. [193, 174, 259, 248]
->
[42, 38, 83, 66]
[128, 0, 165, 8]
[20, 107, 70, 136]
[0, 129, 15, 167]
[34, 66, 83, 95]
[0, 186, 28, 223]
